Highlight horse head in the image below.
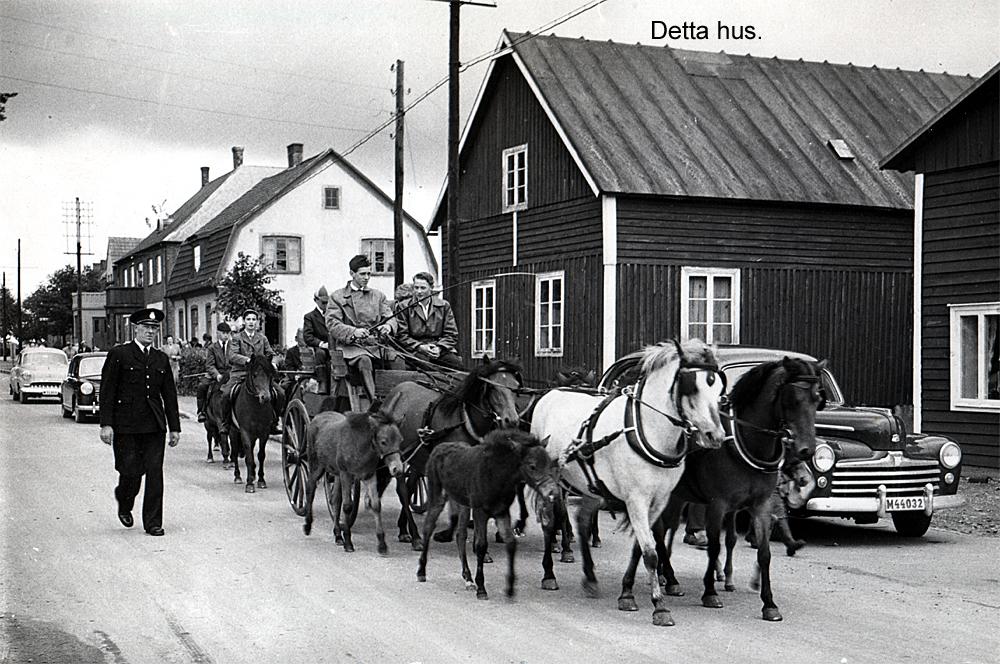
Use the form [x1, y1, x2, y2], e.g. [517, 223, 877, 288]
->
[775, 357, 827, 461]
[444, 358, 523, 432]
[488, 429, 558, 506]
[246, 353, 276, 402]
[370, 391, 404, 477]
[644, 340, 726, 448]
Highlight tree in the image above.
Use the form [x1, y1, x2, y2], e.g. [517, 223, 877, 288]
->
[0, 92, 16, 121]
[214, 253, 282, 323]
[22, 265, 105, 342]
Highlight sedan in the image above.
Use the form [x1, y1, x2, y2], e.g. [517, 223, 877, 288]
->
[10, 347, 68, 403]
[60, 351, 108, 423]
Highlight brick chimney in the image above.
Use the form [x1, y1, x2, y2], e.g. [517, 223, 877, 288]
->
[232, 146, 244, 169]
[200, 166, 210, 187]
[287, 143, 303, 167]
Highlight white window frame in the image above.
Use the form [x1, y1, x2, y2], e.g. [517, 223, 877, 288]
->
[680, 266, 741, 344]
[535, 270, 564, 357]
[323, 186, 341, 210]
[360, 238, 394, 276]
[261, 235, 302, 274]
[501, 144, 528, 213]
[147, 258, 153, 285]
[471, 279, 496, 359]
[948, 301, 1000, 412]
[156, 255, 163, 283]
[137, 261, 144, 288]
[193, 245, 202, 272]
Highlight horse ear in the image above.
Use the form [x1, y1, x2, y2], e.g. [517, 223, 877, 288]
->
[584, 370, 596, 385]
[816, 359, 829, 371]
[381, 391, 402, 420]
[539, 435, 551, 449]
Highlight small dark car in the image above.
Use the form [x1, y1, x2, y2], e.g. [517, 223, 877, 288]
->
[60, 351, 108, 423]
[599, 345, 964, 537]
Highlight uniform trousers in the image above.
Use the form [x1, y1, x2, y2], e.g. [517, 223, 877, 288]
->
[113, 431, 166, 531]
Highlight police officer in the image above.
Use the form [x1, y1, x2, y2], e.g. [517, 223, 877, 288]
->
[99, 308, 180, 537]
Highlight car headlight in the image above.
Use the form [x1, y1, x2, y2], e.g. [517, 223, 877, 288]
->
[939, 441, 962, 469]
[21, 371, 32, 384]
[80, 382, 94, 395]
[813, 443, 835, 473]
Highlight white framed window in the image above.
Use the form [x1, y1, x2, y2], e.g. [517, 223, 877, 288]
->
[261, 236, 302, 274]
[323, 186, 341, 210]
[193, 245, 202, 272]
[147, 258, 153, 285]
[471, 279, 496, 359]
[949, 302, 1000, 411]
[137, 262, 144, 288]
[501, 144, 528, 213]
[156, 255, 163, 283]
[681, 266, 740, 344]
[360, 238, 394, 276]
[535, 271, 564, 357]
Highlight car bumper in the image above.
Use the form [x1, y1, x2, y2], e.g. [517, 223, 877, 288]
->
[76, 403, 100, 414]
[806, 489, 965, 516]
[23, 386, 61, 397]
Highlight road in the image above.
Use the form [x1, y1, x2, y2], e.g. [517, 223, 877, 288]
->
[1, 374, 997, 664]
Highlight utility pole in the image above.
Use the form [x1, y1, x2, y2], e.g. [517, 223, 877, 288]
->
[63, 198, 93, 346]
[1, 271, 6, 360]
[393, 59, 405, 289]
[17, 239, 22, 353]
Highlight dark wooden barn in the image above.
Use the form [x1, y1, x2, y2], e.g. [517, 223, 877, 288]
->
[882, 62, 999, 467]
[431, 32, 973, 406]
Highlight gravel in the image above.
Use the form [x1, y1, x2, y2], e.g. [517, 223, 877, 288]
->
[931, 468, 1000, 537]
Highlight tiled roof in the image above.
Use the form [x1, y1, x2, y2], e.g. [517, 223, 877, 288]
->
[104, 236, 142, 279]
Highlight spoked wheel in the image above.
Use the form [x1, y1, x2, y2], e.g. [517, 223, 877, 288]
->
[282, 399, 311, 516]
[407, 468, 429, 515]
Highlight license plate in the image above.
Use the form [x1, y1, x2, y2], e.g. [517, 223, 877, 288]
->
[886, 496, 925, 511]
[43, 390, 58, 396]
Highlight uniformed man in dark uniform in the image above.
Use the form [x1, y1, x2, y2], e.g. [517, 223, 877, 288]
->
[99, 308, 181, 536]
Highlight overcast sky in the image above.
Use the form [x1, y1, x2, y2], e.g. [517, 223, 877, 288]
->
[1, 0, 997, 294]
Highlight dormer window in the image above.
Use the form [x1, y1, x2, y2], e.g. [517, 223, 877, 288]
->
[193, 244, 202, 272]
[828, 139, 855, 160]
[502, 144, 528, 212]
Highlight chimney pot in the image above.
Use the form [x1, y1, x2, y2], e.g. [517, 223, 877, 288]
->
[287, 143, 303, 167]
[201, 166, 210, 187]
[232, 146, 244, 169]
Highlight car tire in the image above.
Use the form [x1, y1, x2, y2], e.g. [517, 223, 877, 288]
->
[891, 511, 932, 537]
[19, 389, 28, 404]
[62, 398, 72, 418]
[74, 401, 86, 424]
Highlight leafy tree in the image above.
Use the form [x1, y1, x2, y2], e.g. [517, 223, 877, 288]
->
[0, 92, 16, 121]
[214, 252, 282, 323]
[22, 265, 105, 341]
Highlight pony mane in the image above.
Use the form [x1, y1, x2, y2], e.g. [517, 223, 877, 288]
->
[729, 357, 815, 410]
[640, 339, 716, 375]
[344, 411, 373, 431]
[249, 352, 276, 377]
[438, 359, 522, 415]
[482, 427, 538, 452]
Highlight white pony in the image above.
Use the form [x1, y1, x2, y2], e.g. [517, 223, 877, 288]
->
[531, 340, 725, 626]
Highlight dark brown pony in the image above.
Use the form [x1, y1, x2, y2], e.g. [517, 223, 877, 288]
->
[416, 429, 558, 600]
[232, 353, 277, 493]
[203, 379, 233, 467]
[378, 358, 523, 549]
[618, 356, 825, 622]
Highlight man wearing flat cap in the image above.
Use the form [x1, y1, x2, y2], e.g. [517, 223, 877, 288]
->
[196, 320, 233, 423]
[220, 308, 284, 435]
[303, 286, 331, 392]
[325, 254, 398, 400]
[99, 307, 180, 537]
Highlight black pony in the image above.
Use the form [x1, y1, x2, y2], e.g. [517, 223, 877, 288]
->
[231, 353, 279, 493]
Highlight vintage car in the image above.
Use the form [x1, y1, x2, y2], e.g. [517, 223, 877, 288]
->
[60, 351, 108, 423]
[599, 345, 964, 537]
[9, 347, 69, 403]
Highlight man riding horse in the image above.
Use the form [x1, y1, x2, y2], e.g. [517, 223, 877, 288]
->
[196, 321, 232, 422]
[219, 309, 285, 436]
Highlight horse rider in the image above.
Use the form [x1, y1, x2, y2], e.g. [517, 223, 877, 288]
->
[325, 254, 399, 401]
[99, 307, 180, 537]
[303, 286, 331, 392]
[196, 321, 232, 423]
[394, 271, 464, 370]
[220, 309, 285, 435]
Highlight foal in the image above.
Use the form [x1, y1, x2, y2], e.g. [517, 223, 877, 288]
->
[416, 429, 558, 600]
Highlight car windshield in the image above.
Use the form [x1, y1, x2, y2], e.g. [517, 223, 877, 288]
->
[22, 352, 67, 368]
[722, 364, 844, 405]
[78, 357, 106, 376]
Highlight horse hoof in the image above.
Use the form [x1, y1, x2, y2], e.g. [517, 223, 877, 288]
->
[702, 595, 723, 609]
[411, 540, 423, 552]
[245, 484, 255, 494]
[477, 591, 489, 601]
[257, 480, 267, 489]
[724, 583, 736, 592]
[652, 609, 675, 627]
[617, 596, 638, 612]
[464, 580, 476, 590]
[233, 476, 241, 484]
[786, 541, 806, 557]
[377, 543, 388, 555]
[541, 578, 559, 591]
[303, 523, 312, 536]
[398, 533, 413, 543]
[591, 537, 602, 548]
[560, 552, 575, 564]
[665, 585, 684, 597]
[513, 527, 525, 538]
[417, 574, 426, 583]
[206, 457, 214, 463]
[763, 608, 783, 622]
[483, 553, 493, 564]
[715, 571, 725, 582]
[581, 579, 600, 598]
[343, 543, 355, 553]
[335, 536, 344, 545]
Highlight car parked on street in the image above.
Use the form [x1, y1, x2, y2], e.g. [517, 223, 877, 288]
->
[599, 345, 964, 537]
[60, 351, 108, 423]
[10, 347, 69, 403]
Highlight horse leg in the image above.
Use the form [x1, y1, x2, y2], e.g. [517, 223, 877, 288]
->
[590, 510, 602, 548]
[396, 475, 422, 551]
[302, 463, 324, 536]
[433, 504, 458, 543]
[723, 511, 737, 591]
[617, 539, 642, 612]
[456, 505, 474, 589]
[513, 484, 528, 537]
[244, 434, 258, 494]
[496, 511, 517, 597]
[221, 429, 232, 467]
[256, 434, 267, 489]
[473, 509, 490, 600]
[753, 507, 782, 621]
[558, 495, 575, 563]
[624, 498, 673, 627]
[575, 496, 601, 598]
[340, 473, 357, 553]
[206, 428, 214, 462]
[328, 474, 344, 545]
[701, 502, 727, 609]
[416, 479, 446, 583]
[540, 502, 559, 591]
[365, 477, 388, 555]
[659, 498, 684, 596]
[232, 433, 243, 484]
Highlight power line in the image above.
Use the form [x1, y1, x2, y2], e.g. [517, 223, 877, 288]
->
[0, 74, 371, 132]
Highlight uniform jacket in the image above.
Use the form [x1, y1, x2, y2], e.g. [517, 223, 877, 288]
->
[227, 330, 274, 373]
[325, 282, 397, 360]
[303, 308, 329, 348]
[100, 341, 180, 434]
[395, 296, 459, 353]
[205, 340, 231, 380]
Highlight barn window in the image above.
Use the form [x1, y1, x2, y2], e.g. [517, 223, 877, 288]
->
[323, 186, 341, 210]
[681, 267, 740, 344]
[949, 302, 1000, 411]
[193, 244, 202, 272]
[535, 271, 564, 357]
[261, 236, 302, 274]
[501, 144, 528, 213]
[360, 238, 394, 276]
[471, 279, 496, 359]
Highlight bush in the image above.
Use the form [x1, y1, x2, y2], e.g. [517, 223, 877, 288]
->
[177, 347, 208, 396]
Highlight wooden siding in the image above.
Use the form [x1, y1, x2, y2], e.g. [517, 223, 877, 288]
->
[920, 162, 1000, 467]
[616, 263, 912, 407]
[617, 196, 913, 269]
[909, 83, 999, 174]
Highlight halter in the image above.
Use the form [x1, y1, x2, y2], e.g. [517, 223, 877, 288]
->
[243, 357, 274, 403]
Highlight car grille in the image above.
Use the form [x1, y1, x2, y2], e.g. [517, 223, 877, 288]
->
[30, 382, 61, 390]
[831, 463, 940, 497]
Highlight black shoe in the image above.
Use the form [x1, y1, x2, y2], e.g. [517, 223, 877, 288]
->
[118, 512, 134, 528]
[197, 412, 206, 423]
[145, 526, 165, 536]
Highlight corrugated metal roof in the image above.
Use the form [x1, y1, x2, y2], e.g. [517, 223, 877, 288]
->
[503, 32, 974, 208]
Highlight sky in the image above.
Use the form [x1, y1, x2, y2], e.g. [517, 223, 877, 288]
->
[1, 0, 997, 295]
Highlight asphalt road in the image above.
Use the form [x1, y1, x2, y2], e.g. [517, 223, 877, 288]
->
[1, 375, 997, 664]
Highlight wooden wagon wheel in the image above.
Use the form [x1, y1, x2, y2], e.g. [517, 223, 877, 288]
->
[281, 399, 311, 516]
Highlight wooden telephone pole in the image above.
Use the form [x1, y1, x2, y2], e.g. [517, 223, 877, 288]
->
[393, 59, 405, 288]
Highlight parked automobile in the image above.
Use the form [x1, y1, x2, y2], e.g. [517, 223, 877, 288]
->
[60, 351, 108, 423]
[9, 347, 69, 403]
[599, 345, 963, 537]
